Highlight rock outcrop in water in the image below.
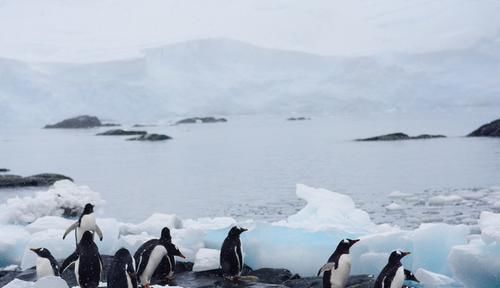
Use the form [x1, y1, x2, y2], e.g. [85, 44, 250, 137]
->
[96, 129, 147, 136]
[356, 132, 446, 141]
[44, 115, 119, 129]
[0, 168, 9, 173]
[467, 119, 500, 137]
[127, 133, 172, 141]
[287, 117, 310, 121]
[0, 256, 375, 288]
[0, 173, 73, 188]
[176, 117, 228, 125]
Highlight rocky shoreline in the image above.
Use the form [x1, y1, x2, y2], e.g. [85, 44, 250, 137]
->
[0, 256, 375, 288]
[0, 173, 72, 188]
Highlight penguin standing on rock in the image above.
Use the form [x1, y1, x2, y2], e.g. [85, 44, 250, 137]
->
[30, 248, 60, 279]
[108, 248, 137, 288]
[135, 228, 185, 288]
[317, 238, 359, 288]
[374, 250, 411, 288]
[63, 203, 103, 244]
[220, 226, 247, 280]
[60, 231, 104, 288]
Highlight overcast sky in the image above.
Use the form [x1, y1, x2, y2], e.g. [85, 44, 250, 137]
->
[0, 0, 499, 61]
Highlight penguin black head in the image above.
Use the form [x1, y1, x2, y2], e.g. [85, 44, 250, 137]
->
[30, 247, 53, 258]
[335, 238, 359, 254]
[388, 250, 411, 264]
[83, 203, 94, 215]
[166, 243, 186, 259]
[404, 269, 419, 283]
[160, 227, 172, 243]
[113, 248, 133, 263]
[228, 226, 247, 237]
[80, 231, 95, 244]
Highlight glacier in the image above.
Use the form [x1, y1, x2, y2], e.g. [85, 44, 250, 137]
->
[0, 181, 498, 287]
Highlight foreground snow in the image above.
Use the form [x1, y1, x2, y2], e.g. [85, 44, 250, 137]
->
[1, 181, 499, 287]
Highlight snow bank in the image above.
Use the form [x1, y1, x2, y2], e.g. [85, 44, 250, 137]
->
[0, 225, 31, 267]
[3, 276, 69, 288]
[449, 212, 500, 288]
[0, 180, 104, 225]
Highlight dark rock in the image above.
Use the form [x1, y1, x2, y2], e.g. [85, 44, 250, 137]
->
[0, 173, 72, 188]
[96, 129, 147, 136]
[467, 119, 500, 137]
[0, 255, 373, 288]
[133, 124, 156, 128]
[44, 115, 119, 129]
[127, 133, 172, 141]
[0, 169, 9, 173]
[357, 132, 446, 141]
[176, 117, 228, 125]
[287, 117, 310, 121]
[248, 268, 294, 284]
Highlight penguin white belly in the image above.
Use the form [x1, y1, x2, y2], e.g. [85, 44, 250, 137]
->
[329, 254, 351, 288]
[77, 214, 97, 242]
[389, 266, 405, 288]
[126, 271, 133, 288]
[140, 245, 167, 284]
[74, 259, 80, 285]
[36, 257, 54, 279]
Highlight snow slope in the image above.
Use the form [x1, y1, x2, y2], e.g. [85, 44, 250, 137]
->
[1, 37, 499, 126]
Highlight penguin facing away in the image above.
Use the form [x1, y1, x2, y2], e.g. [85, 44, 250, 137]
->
[374, 250, 411, 288]
[63, 203, 103, 244]
[220, 226, 247, 280]
[107, 248, 138, 288]
[60, 231, 104, 288]
[135, 227, 185, 287]
[30, 248, 60, 279]
[317, 238, 359, 288]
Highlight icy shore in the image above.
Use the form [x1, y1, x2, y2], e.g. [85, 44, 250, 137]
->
[0, 181, 499, 287]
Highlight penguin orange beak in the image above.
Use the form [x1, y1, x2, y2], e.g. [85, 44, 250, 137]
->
[352, 239, 360, 243]
[402, 251, 411, 257]
[178, 253, 186, 259]
[30, 248, 37, 252]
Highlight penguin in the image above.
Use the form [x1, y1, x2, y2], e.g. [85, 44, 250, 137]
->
[30, 247, 60, 279]
[220, 226, 247, 280]
[317, 238, 359, 288]
[107, 248, 138, 288]
[135, 228, 185, 288]
[374, 250, 411, 288]
[402, 269, 419, 288]
[63, 203, 103, 244]
[60, 231, 104, 288]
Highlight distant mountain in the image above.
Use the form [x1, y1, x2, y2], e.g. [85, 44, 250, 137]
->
[0, 38, 499, 125]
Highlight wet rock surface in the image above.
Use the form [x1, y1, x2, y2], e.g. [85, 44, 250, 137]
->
[127, 133, 173, 141]
[0, 173, 72, 188]
[44, 115, 119, 129]
[356, 132, 446, 141]
[96, 129, 147, 136]
[176, 117, 228, 125]
[467, 119, 500, 137]
[0, 256, 375, 288]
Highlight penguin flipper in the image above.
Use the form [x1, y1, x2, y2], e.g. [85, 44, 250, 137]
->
[60, 250, 79, 273]
[317, 262, 335, 276]
[95, 224, 103, 241]
[62, 221, 79, 239]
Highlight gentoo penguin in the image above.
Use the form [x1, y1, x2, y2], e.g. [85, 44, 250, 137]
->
[317, 238, 359, 288]
[30, 248, 60, 279]
[135, 229, 185, 287]
[374, 250, 411, 288]
[220, 226, 247, 280]
[134, 227, 171, 281]
[60, 231, 104, 288]
[404, 269, 419, 283]
[63, 203, 103, 244]
[107, 248, 138, 288]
